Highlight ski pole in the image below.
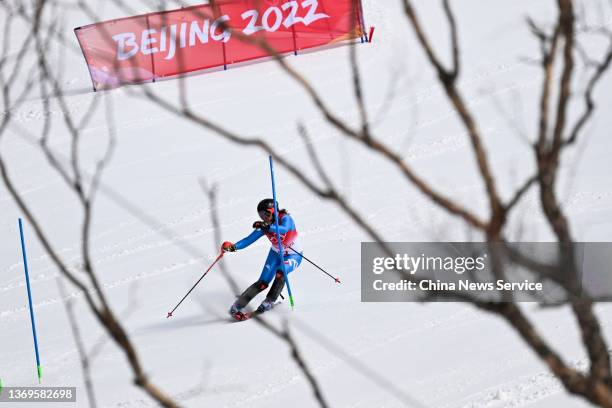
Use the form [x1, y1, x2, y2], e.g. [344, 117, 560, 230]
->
[287, 246, 341, 284]
[167, 252, 224, 318]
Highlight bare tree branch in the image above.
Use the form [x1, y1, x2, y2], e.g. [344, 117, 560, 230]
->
[57, 278, 98, 408]
[402, 0, 504, 235]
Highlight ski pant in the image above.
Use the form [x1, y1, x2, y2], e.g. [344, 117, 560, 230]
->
[235, 248, 302, 308]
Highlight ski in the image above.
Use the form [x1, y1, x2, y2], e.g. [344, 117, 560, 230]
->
[231, 301, 281, 322]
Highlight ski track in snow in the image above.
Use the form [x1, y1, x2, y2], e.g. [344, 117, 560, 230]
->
[445, 359, 590, 408]
[0, 256, 201, 320]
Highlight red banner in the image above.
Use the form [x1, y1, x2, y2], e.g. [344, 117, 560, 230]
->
[74, 0, 364, 90]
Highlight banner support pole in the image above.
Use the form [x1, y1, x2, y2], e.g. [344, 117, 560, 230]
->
[291, 25, 298, 56]
[146, 16, 157, 82]
[74, 27, 97, 92]
[356, 0, 368, 42]
[223, 41, 228, 70]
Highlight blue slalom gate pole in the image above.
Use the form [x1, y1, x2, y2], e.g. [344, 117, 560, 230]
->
[18, 218, 42, 383]
[268, 156, 295, 309]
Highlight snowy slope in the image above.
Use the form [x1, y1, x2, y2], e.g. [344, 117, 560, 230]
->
[1, 0, 612, 407]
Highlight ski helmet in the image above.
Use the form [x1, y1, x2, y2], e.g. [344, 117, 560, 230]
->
[257, 198, 278, 220]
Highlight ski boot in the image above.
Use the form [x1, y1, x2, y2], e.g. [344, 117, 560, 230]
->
[229, 301, 241, 316]
[256, 298, 276, 314]
[230, 301, 252, 321]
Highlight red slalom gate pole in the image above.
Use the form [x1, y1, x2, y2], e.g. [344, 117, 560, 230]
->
[368, 26, 375, 43]
[166, 252, 224, 318]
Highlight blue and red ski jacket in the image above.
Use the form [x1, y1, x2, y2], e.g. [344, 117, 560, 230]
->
[235, 211, 301, 255]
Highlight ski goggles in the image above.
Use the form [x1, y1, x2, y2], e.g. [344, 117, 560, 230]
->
[258, 208, 275, 220]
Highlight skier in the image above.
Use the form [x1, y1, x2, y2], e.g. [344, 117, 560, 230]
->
[222, 198, 302, 320]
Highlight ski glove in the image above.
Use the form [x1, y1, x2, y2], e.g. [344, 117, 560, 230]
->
[221, 241, 236, 252]
[252, 221, 270, 230]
